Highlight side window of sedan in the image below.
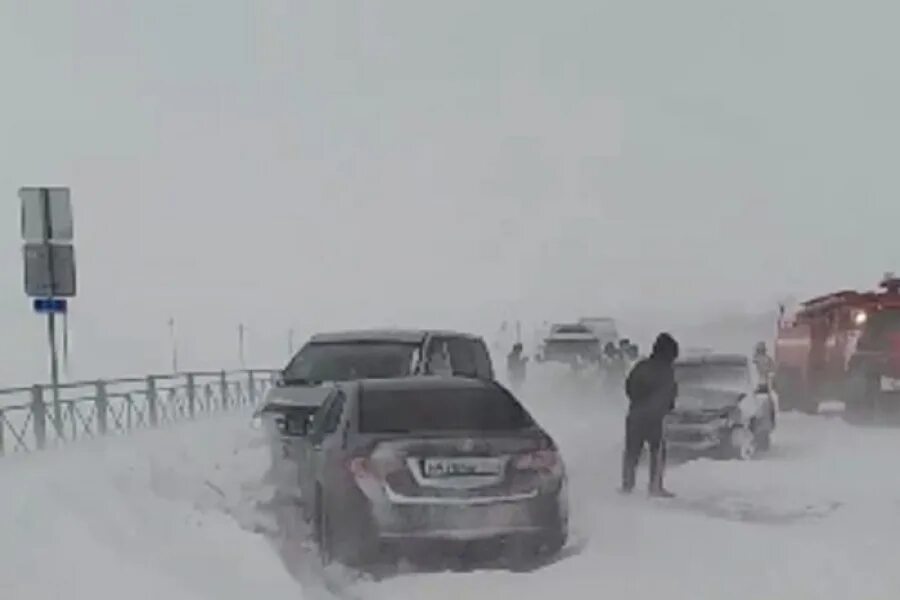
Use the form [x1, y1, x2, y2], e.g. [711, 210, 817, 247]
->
[446, 338, 480, 378]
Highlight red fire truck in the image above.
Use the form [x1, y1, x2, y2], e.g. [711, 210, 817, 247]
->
[774, 274, 900, 417]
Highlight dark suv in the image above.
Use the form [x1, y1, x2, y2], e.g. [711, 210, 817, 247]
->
[280, 329, 494, 385]
[256, 329, 495, 472]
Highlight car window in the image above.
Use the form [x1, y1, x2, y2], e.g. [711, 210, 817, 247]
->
[424, 337, 454, 376]
[359, 384, 534, 433]
[675, 362, 750, 392]
[320, 391, 346, 435]
[472, 340, 494, 379]
[446, 338, 481, 378]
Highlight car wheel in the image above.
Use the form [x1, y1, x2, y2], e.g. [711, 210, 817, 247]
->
[728, 427, 757, 460]
[314, 486, 334, 565]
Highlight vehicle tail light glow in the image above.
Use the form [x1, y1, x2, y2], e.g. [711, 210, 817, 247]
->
[348, 455, 404, 480]
[514, 449, 560, 472]
[348, 457, 376, 479]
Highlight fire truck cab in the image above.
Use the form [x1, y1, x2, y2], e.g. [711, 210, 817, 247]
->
[774, 274, 900, 417]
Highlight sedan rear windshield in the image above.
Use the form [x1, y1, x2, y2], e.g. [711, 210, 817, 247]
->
[283, 342, 417, 383]
[359, 386, 534, 433]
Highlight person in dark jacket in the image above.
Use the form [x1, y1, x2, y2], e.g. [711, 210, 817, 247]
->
[621, 332, 680, 497]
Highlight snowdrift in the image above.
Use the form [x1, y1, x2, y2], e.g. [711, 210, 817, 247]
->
[0, 412, 301, 600]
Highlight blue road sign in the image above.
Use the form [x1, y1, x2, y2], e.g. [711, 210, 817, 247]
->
[33, 298, 67, 314]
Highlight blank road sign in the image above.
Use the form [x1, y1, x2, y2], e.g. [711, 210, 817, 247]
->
[23, 243, 77, 297]
[20, 187, 73, 242]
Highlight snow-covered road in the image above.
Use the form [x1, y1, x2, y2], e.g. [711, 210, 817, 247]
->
[4, 369, 900, 599]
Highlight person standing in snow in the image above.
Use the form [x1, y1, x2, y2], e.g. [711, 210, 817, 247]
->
[507, 342, 528, 391]
[753, 341, 775, 386]
[621, 332, 680, 497]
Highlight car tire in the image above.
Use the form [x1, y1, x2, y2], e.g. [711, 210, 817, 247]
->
[504, 529, 565, 572]
[315, 486, 381, 570]
[755, 429, 772, 452]
[314, 486, 335, 565]
[726, 427, 757, 460]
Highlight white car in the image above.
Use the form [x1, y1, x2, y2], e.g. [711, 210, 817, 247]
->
[664, 354, 778, 460]
[537, 323, 601, 369]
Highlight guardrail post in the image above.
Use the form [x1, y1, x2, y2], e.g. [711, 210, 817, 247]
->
[147, 376, 158, 427]
[220, 371, 229, 410]
[31, 385, 47, 450]
[96, 380, 108, 435]
[186, 373, 196, 418]
[248, 370, 257, 406]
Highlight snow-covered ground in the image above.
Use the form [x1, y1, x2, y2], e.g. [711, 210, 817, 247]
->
[0, 413, 301, 600]
[4, 368, 900, 599]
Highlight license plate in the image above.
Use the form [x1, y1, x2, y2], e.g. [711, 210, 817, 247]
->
[881, 377, 900, 392]
[422, 457, 502, 478]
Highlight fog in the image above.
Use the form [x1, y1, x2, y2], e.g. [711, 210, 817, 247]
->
[2, 0, 899, 385]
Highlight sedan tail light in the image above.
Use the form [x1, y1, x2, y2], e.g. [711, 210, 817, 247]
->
[347, 454, 404, 480]
[348, 457, 377, 479]
[514, 449, 561, 472]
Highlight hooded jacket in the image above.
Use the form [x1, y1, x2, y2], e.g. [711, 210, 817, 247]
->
[625, 334, 679, 420]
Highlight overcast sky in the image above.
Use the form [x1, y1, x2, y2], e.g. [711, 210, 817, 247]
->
[2, 0, 899, 384]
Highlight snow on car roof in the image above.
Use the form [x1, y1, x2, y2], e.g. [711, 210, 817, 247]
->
[309, 329, 481, 344]
[353, 375, 496, 393]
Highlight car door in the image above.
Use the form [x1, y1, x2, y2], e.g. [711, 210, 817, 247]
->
[307, 390, 348, 502]
[298, 392, 337, 505]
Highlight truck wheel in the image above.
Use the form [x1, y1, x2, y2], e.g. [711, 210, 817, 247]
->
[755, 428, 772, 452]
[843, 367, 878, 423]
[773, 370, 799, 412]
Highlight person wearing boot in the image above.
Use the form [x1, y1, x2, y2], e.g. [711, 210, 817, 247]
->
[621, 332, 680, 497]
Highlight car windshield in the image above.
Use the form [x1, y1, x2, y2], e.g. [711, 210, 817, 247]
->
[359, 386, 534, 433]
[675, 386, 742, 411]
[675, 362, 750, 391]
[282, 342, 417, 383]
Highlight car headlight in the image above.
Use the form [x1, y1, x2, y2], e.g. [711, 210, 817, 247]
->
[723, 406, 742, 426]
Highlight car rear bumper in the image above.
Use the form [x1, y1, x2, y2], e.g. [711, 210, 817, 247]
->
[368, 487, 566, 542]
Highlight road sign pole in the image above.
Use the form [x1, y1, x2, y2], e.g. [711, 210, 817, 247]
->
[47, 310, 62, 438]
[40, 188, 62, 439]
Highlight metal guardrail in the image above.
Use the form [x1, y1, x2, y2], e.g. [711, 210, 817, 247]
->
[0, 369, 277, 456]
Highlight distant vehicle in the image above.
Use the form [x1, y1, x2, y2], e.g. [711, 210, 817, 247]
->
[774, 275, 900, 418]
[295, 376, 569, 568]
[537, 323, 601, 369]
[664, 354, 777, 460]
[578, 317, 619, 346]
